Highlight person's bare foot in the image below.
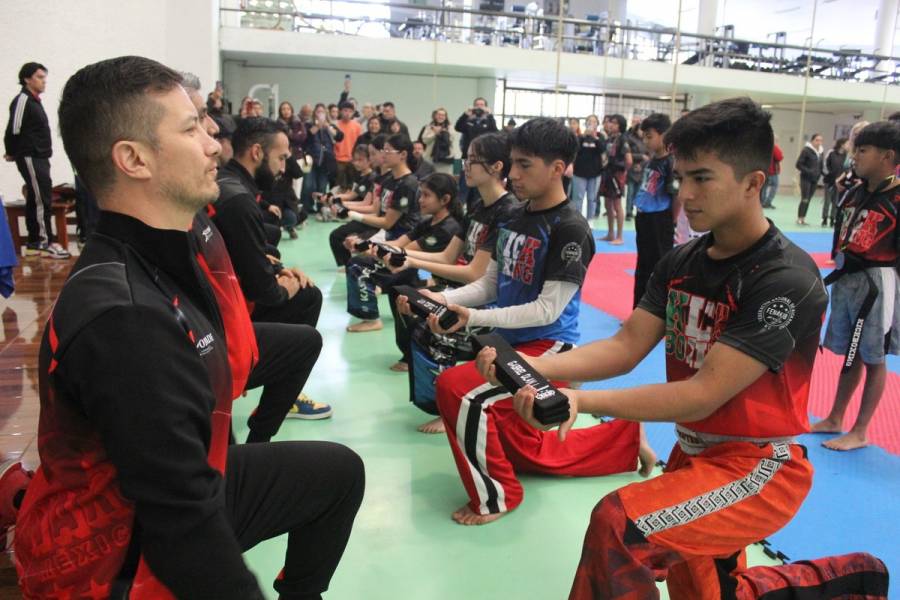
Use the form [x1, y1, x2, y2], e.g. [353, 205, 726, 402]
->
[823, 431, 869, 451]
[599, 234, 613, 241]
[417, 417, 445, 434]
[810, 417, 843, 434]
[390, 361, 409, 372]
[347, 319, 383, 332]
[452, 504, 507, 526]
[637, 428, 657, 477]
[609, 238, 624, 246]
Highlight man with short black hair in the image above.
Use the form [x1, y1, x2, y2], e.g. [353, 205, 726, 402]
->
[412, 139, 435, 179]
[212, 117, 333, 422]
[491, 97, 887, 598]
[14, 55, 363, 600]
[455, 97, 499, 209]
[4, 62, 70, 258]
[334, 100, 363, 189]
[378, 101, 409, 138]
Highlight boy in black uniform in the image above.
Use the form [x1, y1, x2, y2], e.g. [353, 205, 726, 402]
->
[633, 112, 678, 306]
[3, 62, 70, 258]
[14, 56, 363, 600]
[814, 120, 900, 451]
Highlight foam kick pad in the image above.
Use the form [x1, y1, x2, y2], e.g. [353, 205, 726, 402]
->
[472, 333, 570, 425]
[394, 285, 459, 330]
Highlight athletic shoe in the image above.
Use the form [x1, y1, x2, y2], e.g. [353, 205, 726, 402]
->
[0, 461, 33, 552]
[288, 227, 298, 239]
[41, 243, 71, 259]
[24, 243, 41, 256]
[286, 393, 333, 420]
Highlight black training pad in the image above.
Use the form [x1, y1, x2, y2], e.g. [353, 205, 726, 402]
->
[394, 285, 459, 329]
[472, 333, 570, 425]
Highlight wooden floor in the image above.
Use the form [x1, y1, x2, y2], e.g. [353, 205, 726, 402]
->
[0, 254, 76, 599]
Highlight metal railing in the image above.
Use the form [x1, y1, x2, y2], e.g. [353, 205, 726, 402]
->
[221, 1, 900, 85]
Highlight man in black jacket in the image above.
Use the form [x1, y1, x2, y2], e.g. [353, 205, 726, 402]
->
[3, 62, 70, 258]
[455, 97, 498, 208]
[212, 117, 333, 420]
[15, 55, 363, 600]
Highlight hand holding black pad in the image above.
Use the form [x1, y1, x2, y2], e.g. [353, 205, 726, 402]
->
[394, 285, 459, 330]
[472, 333, 570, 425]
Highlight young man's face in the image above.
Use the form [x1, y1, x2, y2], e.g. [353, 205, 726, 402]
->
[642, 128, 665, 154]
[508, 148, 559, 200]
[853, 144, 893, 179]
[25, 69, 47, 94]
[151, 87, 221, 210]
[673, 149, 762, 233]
[340, 107, 354, 121]
[382, 144, 404, 169]
[382, 105, 395, 120]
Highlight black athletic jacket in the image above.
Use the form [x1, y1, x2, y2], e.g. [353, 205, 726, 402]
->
[4, 87, 51, 158]
[16, 211, 263, 599]
[210, 159, 289, 308]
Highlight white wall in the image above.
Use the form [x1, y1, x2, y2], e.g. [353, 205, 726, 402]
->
[0, 0, 219, 203]
[222, 63, 497, 141]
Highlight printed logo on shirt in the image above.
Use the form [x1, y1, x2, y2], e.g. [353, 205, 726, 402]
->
[497, 230, 542, 285]
[466, 221, 488, 256]
[757, 297, 795, 331]
[665, 289, 731, 370]
[561, 241, 582, 263]
[424, 235, 438, 248]
[841, 208, 888, 252]
[395, 196, 409, 209]
[196, 332, 215, 356]
[202, 226, 213, 243]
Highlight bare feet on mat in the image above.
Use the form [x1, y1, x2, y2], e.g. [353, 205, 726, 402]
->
[609, 238, 624, 246]
[347, 319, 383, 332]
[822, 431, 869, 451]
[599, 234, 613, 242]
[809, 417, 843, 434]
[638, 427, 657, 478]
[452, 504, 507, 526]
[417, 417, 445, 434]
[389, 361, 409, 372]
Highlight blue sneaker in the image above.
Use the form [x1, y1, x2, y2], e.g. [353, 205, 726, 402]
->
[287, 393, 333, 420]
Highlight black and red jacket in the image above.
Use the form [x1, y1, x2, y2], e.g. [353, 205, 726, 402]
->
[15, 210, 260, 599]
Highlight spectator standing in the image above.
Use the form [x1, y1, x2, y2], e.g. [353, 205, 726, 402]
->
[3, 62, 70, 258]
[420, 107, 459, 175]
[795, 132, 823, 225]
[762, 138, 783, 209]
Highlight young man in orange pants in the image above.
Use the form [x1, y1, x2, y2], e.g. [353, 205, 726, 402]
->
[478, 98, 888, 598]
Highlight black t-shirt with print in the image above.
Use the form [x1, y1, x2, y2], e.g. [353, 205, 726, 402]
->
[458, 192, 521, 263]
[490, 198, 595, 345]
[352, 170, 376, 201]
[379, 172, 420, 240]
[637, 222, 827, 437]
[573, 134, 606, 178]
[407, 214, 463, 253]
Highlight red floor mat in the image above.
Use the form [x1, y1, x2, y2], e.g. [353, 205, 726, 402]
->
[583, 251, 900, 455]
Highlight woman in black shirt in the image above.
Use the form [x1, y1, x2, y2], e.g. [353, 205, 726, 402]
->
[571, 115, 605, 221]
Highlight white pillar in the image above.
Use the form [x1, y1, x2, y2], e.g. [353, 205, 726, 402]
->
[696, 0, 717, 36]
[874, 0, 899, 56]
